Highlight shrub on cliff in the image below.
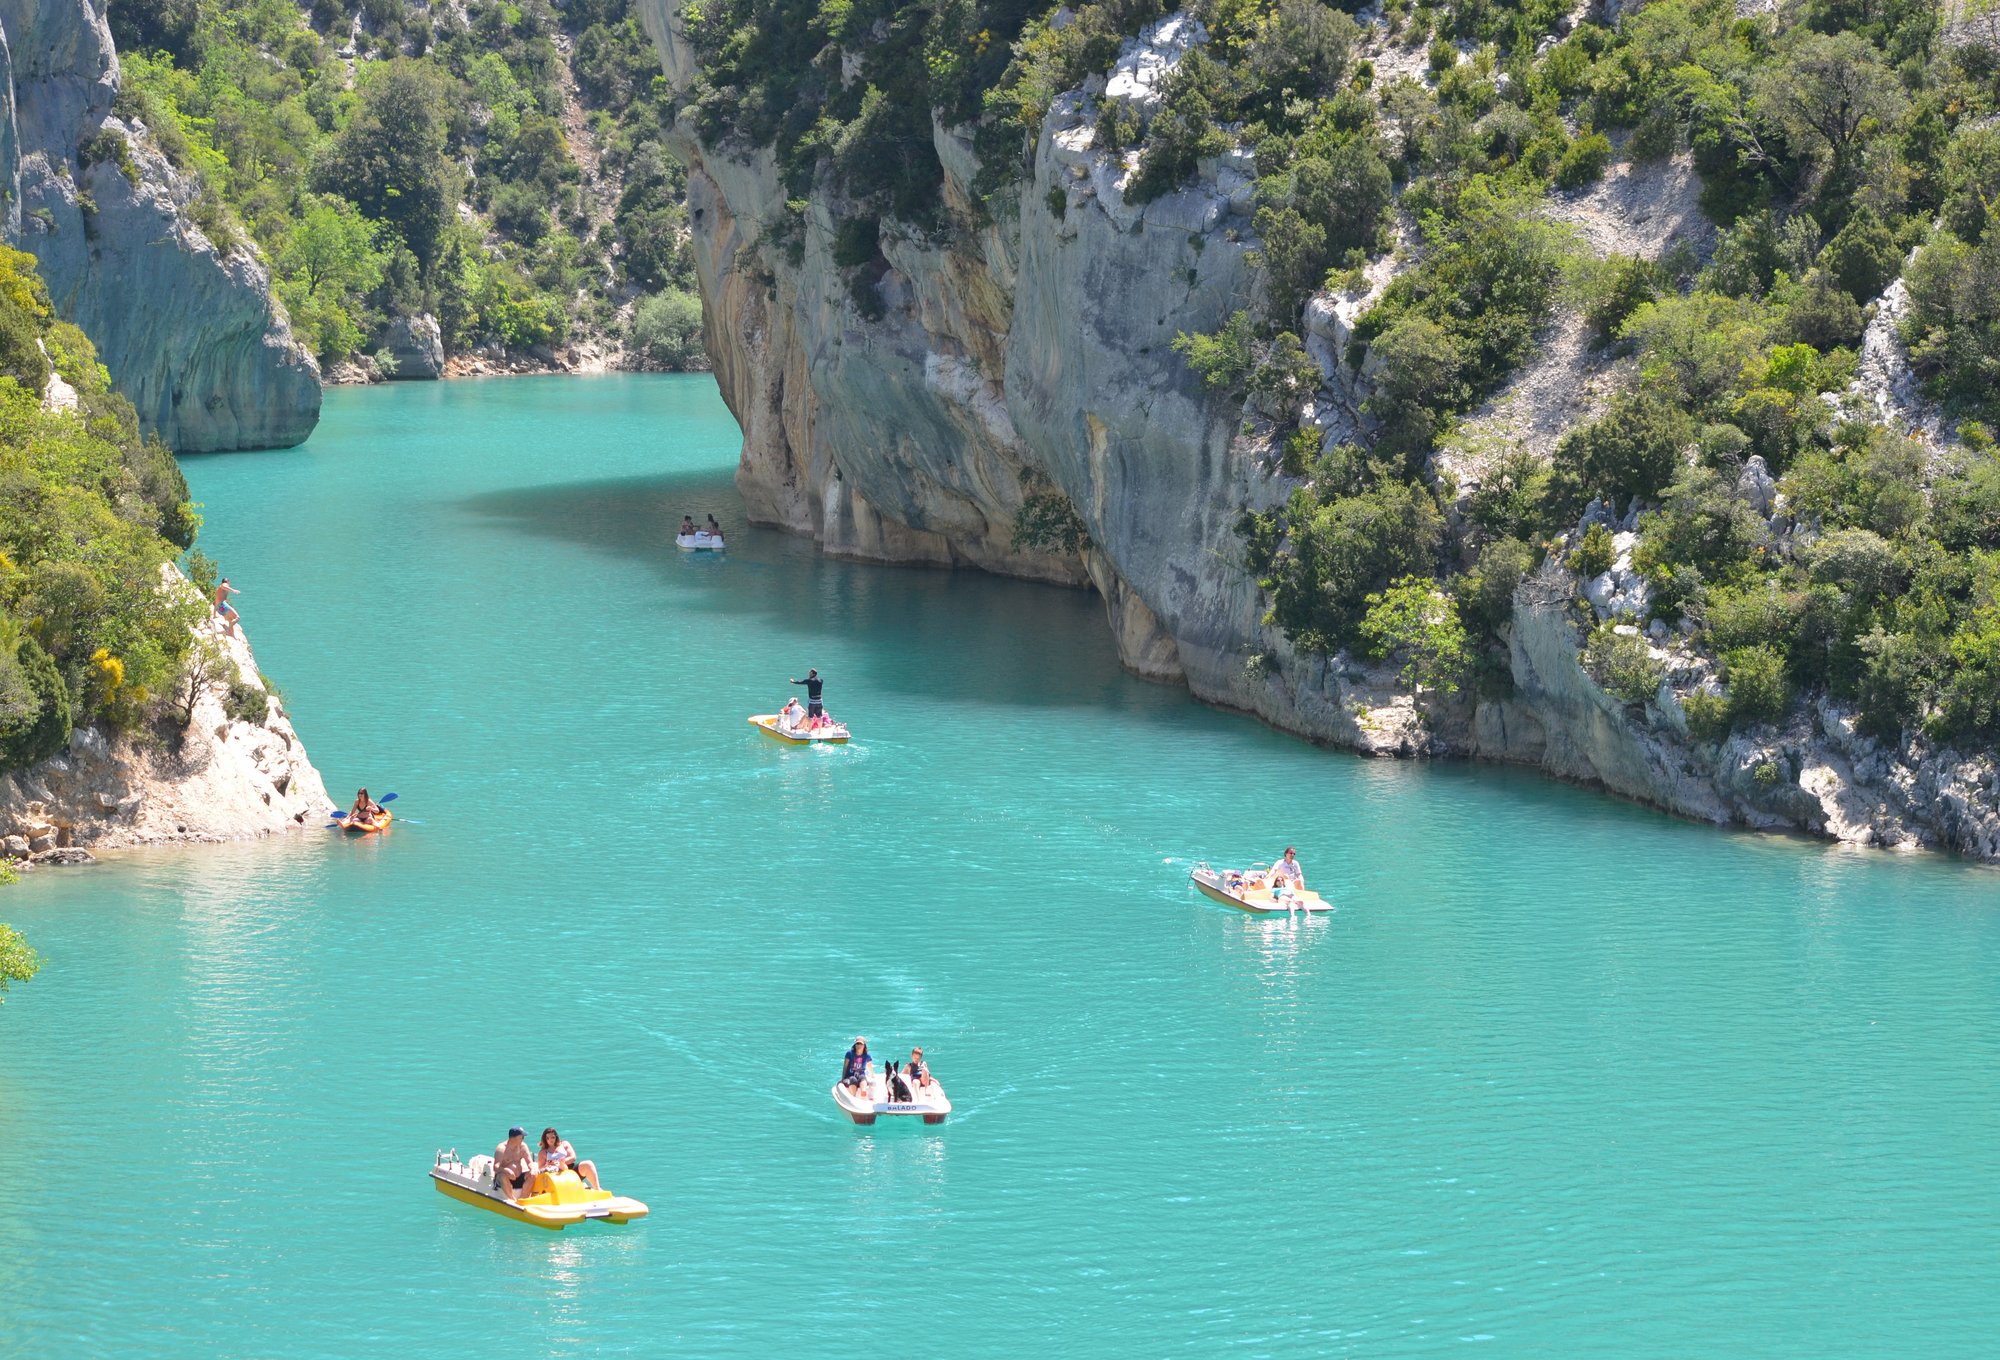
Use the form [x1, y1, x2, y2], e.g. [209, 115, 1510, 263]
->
[1354, 182, 1569, 457]
[0, 254, 210, 772]
[1361, 575, 1471, 695]
[1258, 479, 1446, 654]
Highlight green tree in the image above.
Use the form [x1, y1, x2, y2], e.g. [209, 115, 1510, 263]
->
[315, 61, 461, 273]
[1264, 480, 1446, 652]
[628, 289, 706, 369]
[280, 195, 385, 300]
[0, 922, 39, 1000]
[1360, 575, 1471, 694]
[1755, 32, 1904, 181]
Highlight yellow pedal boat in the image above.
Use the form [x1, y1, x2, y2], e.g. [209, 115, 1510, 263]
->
[1190, 862, 1331, 914]
[748, 713, 851, 743]
[430, 1150, 648, 1229]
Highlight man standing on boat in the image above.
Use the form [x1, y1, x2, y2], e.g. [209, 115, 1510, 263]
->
[790, 668, 825, 721]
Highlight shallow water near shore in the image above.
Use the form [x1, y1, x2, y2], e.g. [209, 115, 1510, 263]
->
[2, 374, 1997, 1358]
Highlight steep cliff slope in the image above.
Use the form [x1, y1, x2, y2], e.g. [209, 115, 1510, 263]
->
[643, 0, 2000, 860]
[0, 0, 319, 450]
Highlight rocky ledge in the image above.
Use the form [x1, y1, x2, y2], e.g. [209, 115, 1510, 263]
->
[0, 614, 330, 854]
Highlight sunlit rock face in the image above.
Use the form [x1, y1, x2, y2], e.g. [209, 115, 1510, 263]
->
[637, 1, 2000, 861]
[0, 0, 320, 451]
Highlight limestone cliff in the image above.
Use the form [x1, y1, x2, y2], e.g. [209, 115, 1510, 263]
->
[0, 608, 330, 852]
[0, 0, 319, 451]
[641, 7, 2000, 861]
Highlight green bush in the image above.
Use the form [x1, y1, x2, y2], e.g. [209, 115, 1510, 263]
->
[1705, 579, 1802, 654]
[1581, 253, 1668, 347]
[1260, 479, 1446, 653]
[1568, 522, 1615, 577]
[1551, 389, 1695, 514]
[1360, 575, 1471, 694]
[1936, 605, 2000, 742]
[1356, 183, 1570, 457]
[1554, 130, 1613, 189]
[1682, 688, 1731, 743]
[1721, 643, 1790, 727]
[1818, 204, 1902, 303]
[1585, 622, 1665, 704]
[627, 289, 705, 369]
[1453, 535, 1534, 640]
[1012, 475, 1092, 554]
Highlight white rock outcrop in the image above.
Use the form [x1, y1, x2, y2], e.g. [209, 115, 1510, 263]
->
[0, 611, 330, 851]
[0, 0, 320, 450]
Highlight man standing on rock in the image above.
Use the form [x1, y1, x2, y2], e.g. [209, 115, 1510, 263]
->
[790, 668, 825, 722]
[213, 578, 241, 634]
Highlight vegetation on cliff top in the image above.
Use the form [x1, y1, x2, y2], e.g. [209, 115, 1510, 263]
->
[688, 0, 1998, 757]
[107, 0, 703, 371]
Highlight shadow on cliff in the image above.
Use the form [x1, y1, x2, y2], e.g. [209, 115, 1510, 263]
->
[459, 471, 1192, 718]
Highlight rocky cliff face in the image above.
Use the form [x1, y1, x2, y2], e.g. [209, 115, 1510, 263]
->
[0, 610, 330, 852]
[640, 7, 2000, 862]
[0, 0, 320, 451]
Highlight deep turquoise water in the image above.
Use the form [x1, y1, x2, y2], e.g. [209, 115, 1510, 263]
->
[2, 375, 1997, 1357]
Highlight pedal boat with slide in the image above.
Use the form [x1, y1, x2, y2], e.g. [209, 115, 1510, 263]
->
[748, 712, 851, 743]
[430, 1149, 648, 1229]
[832, 1066, 951, 1125]
[1189, 862, 1331, 914]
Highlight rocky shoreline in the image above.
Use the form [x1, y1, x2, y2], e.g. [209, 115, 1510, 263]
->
[0, 614, 330, 856]
[638, 4, 2000, 864]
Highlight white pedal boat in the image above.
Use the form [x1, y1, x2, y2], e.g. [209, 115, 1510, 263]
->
[832, 1067, 951, 1125]
[676, 531, 726, 551]
[1190, 862, 1331, 914]
[430, 1149, 648, 1229]
[749, 712, 851, 743]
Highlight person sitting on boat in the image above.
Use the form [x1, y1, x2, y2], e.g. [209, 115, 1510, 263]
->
[778, 697, 805, 731]
[906, 1046, 934, 1095]
[1271, 847, 1305, 891]
[790, 668, 825, 721]
[840, 1037, 872, 1094]
[538, 1126, 601, 1191]
[493, 1126, 538, 1202]
[347, 788, 383, 824]
[680, 515, 697, 536]
[705, 514, 722, 537]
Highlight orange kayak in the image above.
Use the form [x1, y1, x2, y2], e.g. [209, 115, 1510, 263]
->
[339, 809, 393, 834]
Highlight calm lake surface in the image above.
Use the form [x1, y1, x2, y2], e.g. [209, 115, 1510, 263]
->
[2, 375, 1996, 1358]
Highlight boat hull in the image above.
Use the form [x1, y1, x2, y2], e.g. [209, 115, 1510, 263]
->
[748, 714, 850, 744]
[1190, 866, 1329, 914]
[430, 1161, 648, 1229]
[675, 533, 725, 551]
[831, 1079, 950, 1125]
[339, 809, 392, 835]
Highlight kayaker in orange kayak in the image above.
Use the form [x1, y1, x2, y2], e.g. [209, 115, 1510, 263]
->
[347, 788, 385, 824]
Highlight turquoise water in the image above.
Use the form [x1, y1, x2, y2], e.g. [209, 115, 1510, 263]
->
[2, 375, 1997, 1357]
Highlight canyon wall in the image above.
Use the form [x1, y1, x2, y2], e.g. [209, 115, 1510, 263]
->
[639, 5, 2000, 861]
[0, 0, 320, 451]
